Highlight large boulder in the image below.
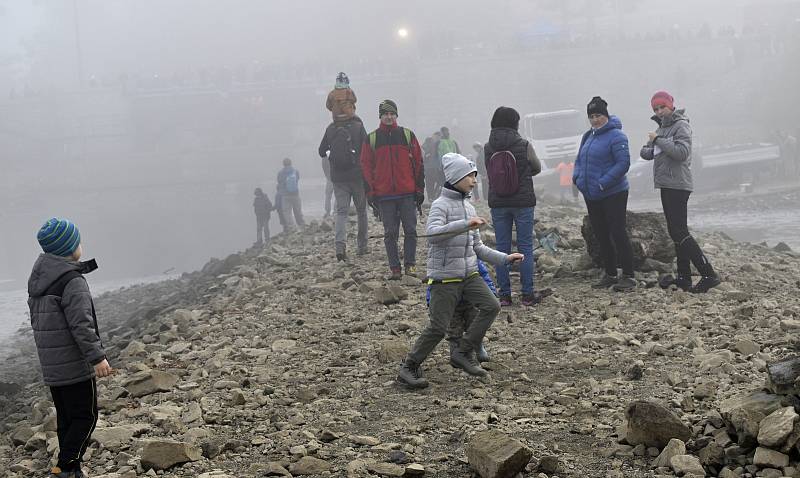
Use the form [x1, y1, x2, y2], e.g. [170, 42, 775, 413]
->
[140, 440, 202, 470]
[625, 401, 691, 449]
[581, 211, 675, 271]
[466, 430, 532, 478]
[124, 371, 178, 398]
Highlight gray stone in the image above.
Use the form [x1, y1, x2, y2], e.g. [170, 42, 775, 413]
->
[404, 463, 425, 476]
[289, 456, 333, 475]
[377, 341, 409, 363]
[752, 447, 789, 468]
[466, 430, 532, 478]
[757, 406, 798, 447]
[653, 438, 686, 468]
[140, 440, 202, 470]
[271, 339, 297, 352]
[729, 407, 763, 447]
[124, 370, 179, 398]
[366, 462, 405, 477]
[698, 442, 724, 467]
[670, 454, 705, 476]
[92, 426, 135, 450]
[625, 401, 691, 448]
[376, 286, 400, 305]
[734, 338, 760, 356]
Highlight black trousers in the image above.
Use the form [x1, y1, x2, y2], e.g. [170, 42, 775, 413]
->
[50, 378, 98, 471]
[660, 188, 714, 277]
[585, 190, 634, 277]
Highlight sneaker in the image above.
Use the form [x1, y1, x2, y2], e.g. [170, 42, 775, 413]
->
[690, 274, 721, 293]
[387, 268, 402, 280]
[404, 265, 418, 277]
[51, 467, 86, 478]
[397, 359, 429, 389]
[450, 345, 487, 377]
[592, 273, 618, 289]
[336, 252, 347, 262]
[499, 296, 513, 307]
[521, 294, 540, 307]
[612, 275, 637, 292]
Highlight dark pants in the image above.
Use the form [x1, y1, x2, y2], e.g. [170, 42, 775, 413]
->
[409, 274, 500, 364]
[660, 188, 714, 277]
[256, 214, 270, 243]
[585, 190, 634, 277]
[50, 378, 98, 471]
[378, 196, 417, 270]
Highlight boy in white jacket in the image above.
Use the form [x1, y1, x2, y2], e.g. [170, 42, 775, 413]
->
[397, 153, 523, 389]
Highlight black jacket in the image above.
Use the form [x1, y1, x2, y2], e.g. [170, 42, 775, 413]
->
[484, 127, 541, 208]
[318, 117, 367, 184]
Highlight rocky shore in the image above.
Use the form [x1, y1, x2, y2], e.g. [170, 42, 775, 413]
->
[1, 201, 799, 478]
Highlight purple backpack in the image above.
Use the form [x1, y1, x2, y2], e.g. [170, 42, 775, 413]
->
[487, 150, 519, 196]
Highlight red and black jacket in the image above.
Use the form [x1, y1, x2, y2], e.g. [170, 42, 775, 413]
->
[360, 121, 424, 198]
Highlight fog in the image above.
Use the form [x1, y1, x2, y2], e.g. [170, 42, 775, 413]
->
[1, 0, 799, 288]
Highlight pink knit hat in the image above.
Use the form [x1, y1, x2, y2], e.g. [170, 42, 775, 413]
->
[651, 91, 675, 110]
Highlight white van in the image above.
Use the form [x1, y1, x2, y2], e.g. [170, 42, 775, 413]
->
[521, 109, 585, 192]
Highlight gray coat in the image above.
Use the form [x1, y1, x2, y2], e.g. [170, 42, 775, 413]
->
[28, 254, 105, 387]
[426, 187, 508, 281]
[640, 109, 694, 191]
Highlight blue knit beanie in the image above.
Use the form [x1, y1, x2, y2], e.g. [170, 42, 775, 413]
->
[37, 218, 81, 256]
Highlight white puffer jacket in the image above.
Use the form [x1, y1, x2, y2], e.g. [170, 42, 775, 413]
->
[426, 187, 508, 281]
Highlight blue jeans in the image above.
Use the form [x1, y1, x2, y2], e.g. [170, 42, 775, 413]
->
[491, 207, 534, 297]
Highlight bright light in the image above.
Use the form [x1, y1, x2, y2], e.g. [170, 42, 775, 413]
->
[397, 28, 409, 39]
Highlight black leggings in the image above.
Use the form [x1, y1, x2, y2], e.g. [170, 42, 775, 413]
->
[50, 378, 98, 471]
[660, 188, 714, 277]
[585, 190, 634, 277]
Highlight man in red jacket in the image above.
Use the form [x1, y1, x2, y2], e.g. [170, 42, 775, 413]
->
[360, 99, 425, 280]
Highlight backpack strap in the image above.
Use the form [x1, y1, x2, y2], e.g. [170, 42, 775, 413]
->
[403, 127, 412, 146]
[369, 131, 377, 151]
[44, 270, 83, 297]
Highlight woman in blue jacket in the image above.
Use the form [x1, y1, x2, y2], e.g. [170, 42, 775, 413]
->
[573, 96, 636, 291]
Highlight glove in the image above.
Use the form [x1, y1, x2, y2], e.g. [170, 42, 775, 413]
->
[415, 191, 425, 207]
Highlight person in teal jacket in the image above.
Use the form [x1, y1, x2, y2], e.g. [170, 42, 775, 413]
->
[573, 96, 636, 292]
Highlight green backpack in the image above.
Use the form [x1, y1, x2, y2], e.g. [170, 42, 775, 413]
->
[437, 138, 458, 158]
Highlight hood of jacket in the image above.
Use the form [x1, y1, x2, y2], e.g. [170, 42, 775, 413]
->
[28, 253, 81, 297]
[488, 127, 524, 151]
[593, 115, 623, 135]
[651, 108, 688, 128]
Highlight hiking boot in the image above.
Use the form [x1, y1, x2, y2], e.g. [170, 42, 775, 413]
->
[592, 273, 618, 289]
[477, 342, 490, 363]
[448, 338, 459, 363]
[450, 343, 487, 377]
[690, 274, 721, 293]
[356, 247, 370, 256]
[674, 275, 693, 292]
[499, 296, 513, 307]
[336, 252, 347, 262]
[387, 268, 402, 280]
[404, 265, 418, 277]
[397, 359, 428, 389]
[612, 275, 637, 292]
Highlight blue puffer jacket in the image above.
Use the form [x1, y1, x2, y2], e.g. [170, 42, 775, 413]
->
[573, 115, 630, 201]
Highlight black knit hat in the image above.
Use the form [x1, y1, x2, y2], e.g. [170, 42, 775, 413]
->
[490, 106, 520, 130]
[587, 96, 609, 118]
[379, 99, 398, 117]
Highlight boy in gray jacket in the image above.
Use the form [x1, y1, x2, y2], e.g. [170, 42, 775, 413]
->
[28, 218, 113, 478]
[397, 153, 523, 389]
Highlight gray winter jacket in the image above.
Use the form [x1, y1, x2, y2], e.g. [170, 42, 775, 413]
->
[426, 187, 508, 281]
[640, 109, 694, 191]
[28, 254, 105, 387]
